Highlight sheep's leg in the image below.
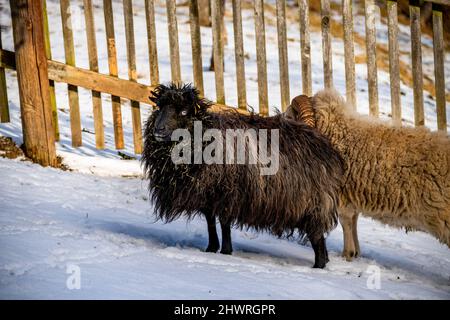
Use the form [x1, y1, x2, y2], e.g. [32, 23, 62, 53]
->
[339, 208, 356, 261]
[309, 234, 328, 268]
[219, 219, 233, 255]
[205, 214, 220, 253]
[352, 212, 360, 258]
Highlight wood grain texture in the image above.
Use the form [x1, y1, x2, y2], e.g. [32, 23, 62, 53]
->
[432, 6, 447, 132]
[276, 0, 290, 111]
[166, 0, 181, 83]
[211, 0, 225, 104]
[123, 0, 142, 154]
[42, 0, 58, 138]
[103, 0, 124, 149]
[60, 0, 82, 147]
[254, 0, 268, 115]
[84, 0, 105, 149]
[342, 0, 356, 109]
[189, 0, 204, 95]
[320, 0, 333, 89]
[364, 0, 379, 117]
[410, 3, 424, 127]
[299, 0, 312, 96]
[0, 22, 9, 123]
[387, 0, 401, 125]
[9, 0, 57, 166]
[145, 0, 159, 86]
[232, 0, 247, 110]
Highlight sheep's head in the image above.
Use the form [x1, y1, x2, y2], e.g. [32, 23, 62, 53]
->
[149, 83, 211, 142]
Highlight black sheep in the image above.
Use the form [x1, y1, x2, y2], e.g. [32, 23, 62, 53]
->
[142, 83, 344, 268]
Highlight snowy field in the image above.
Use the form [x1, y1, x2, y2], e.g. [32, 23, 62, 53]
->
[1, 158, 449, 299]
[0, 0, 449, 299]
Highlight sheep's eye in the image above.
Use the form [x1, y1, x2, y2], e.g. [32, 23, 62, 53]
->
[180, 110, 188, 116]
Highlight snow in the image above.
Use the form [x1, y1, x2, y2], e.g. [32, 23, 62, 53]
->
[1, 158, 449, 299]
[0, 0, 449, 299]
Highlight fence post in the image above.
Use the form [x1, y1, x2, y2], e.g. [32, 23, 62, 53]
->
[0, 25, 9, 123]
[9, 0, 57, 166]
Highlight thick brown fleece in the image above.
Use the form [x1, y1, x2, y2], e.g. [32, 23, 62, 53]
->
[310, 90, 450, 247]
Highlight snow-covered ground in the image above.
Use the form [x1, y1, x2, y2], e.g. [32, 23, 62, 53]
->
[0, 0, 449, 299]
[1, 158, 449, 299]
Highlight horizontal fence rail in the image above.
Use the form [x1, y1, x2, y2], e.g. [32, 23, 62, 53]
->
[0, 0, 448, 162]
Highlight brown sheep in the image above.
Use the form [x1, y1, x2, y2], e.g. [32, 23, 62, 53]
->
[287, 89, 450, 261]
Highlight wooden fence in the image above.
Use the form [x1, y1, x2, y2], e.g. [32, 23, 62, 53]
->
[0, 0, 448, 166]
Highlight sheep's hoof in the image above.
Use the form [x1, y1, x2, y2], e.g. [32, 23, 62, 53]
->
[220, 249, 232, 255]
[313, 261, 326, 269]
[342, 250, 355, 262]
[205, 245, 219, 253]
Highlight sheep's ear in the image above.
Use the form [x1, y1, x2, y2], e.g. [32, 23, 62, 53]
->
[149, 84, 168, 106]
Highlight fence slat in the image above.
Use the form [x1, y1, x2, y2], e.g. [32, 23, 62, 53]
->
[104, 0, 124, 150]
[432, 4, 447, 132]
[320, 0, 333, 89]
[42, 0, 58, 137]
[84, 0, 104, 149]
[299, 0, 311, 96]
[60, 0, 82, 147]
[123, 0, 142, 154]
[145, 0, 159, 86]
[342, 0, 356, 109]
[364, 0, 379, 117]
[232, 0, 247, 110]
[387, 0, 401, 125]
[0, 24, 9, 123]
[10, 0, 57, 166]
[166, 0, 181, 83]
[254, 0, 268, 115]
[409, 1, 424, 127]
[189, 0, 204, 95]
[276, 0, 289, 111]
[211, 0, 225, 104]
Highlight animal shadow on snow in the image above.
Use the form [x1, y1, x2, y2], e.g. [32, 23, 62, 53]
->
[90, 219, 313, 267]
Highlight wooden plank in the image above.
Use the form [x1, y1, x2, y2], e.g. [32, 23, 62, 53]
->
[254, 0, 268, 115]
[60, 0, 82, 147]
[320, 0, 333, 89]
[299, 0, 312, 96]
[145, 0, 159, 86]
[42, 0, 58, 138]
[0, 51, 247, 116]
[432, 4, 447, 132]
[410, 2, 424, 127]
[232, 0, 247, 110]
[103, 0, 124, 150]
[198, 0, 211, 26]
[166, 0, 181, 83]
[0, 24, 9, 123]
[10, 0, 57, 166]
[0, 51, 150, 104]
[364, 0, 379, 117]
[47, 61, 153, 105]
[189, 0, 204, 95]
[84, 0, 105, 149]
[342, 0, 356, 109]
[387, 0, 401, 125]
[211, 0, 225, 104]
[123, 0, 142, 154]
[276, 0, 290, 111]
